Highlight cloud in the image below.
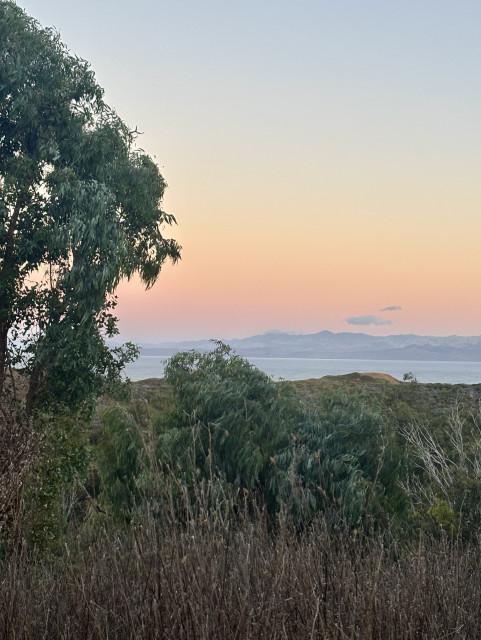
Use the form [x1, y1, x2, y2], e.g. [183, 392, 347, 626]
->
[346, 315, 393, 326]
[380, 305, 402, 312]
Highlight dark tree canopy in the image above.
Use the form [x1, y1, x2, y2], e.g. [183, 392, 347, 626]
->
[0, 2, 181, 412]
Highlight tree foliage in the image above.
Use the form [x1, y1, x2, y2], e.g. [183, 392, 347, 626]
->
[0, 2, 180, 413]
[275, 393, 406, 525]
[163, 343, 297, 506]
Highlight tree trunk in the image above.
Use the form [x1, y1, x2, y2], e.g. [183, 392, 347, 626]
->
[0, 320, 7, 399]
[0, 192, 29, 401]
[25, 362, 42, 416]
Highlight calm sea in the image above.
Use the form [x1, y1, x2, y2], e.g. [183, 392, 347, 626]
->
[124, 356, 480, 385]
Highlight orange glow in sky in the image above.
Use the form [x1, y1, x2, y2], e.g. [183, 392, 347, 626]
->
[21, 0, 481, 341]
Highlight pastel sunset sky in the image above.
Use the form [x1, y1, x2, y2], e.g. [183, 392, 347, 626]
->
[20, 1, 481, 341]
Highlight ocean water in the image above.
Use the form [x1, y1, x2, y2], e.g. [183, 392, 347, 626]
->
[123, 356, 480, 385]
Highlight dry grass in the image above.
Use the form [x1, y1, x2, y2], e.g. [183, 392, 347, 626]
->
[290, 372, 400, 405]
[2, 498, 481, 639]
[0, 395, 39, 543]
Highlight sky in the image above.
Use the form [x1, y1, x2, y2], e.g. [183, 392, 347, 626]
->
[18, 0, 481, 341]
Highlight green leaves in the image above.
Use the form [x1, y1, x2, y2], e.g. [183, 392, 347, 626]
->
[162, 346, 404, 524]
[0, 2, 180, 412]
[164, 344, 295, 500]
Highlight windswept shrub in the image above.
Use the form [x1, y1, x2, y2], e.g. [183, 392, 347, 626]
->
[163, 343, 300, 511]
[276, 393, 406, 526]
[95, 403, 147, 522]
[163, 345, 406, 527]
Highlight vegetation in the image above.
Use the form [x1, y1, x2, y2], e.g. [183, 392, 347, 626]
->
[1, 338, 481, 636]
[0, 1, 180, 412]
[0, 1, 179, 540]
[3, 497, 481, 639]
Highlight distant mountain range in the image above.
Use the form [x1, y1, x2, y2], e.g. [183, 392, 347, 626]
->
[138, 330, 481, 362]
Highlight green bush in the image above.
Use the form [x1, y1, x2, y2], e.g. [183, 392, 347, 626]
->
[163, 343, 299, 511]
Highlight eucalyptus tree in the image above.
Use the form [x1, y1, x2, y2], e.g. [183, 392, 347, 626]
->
[0, 2, 180, 413]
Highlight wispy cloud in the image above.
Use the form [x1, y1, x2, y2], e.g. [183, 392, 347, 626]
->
[380, 305, 402, 312]
[346, 315, 393, 326]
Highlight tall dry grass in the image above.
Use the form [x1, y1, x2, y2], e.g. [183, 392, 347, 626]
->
[2, 479, 481, 640]
[0, 394, 39, 547]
